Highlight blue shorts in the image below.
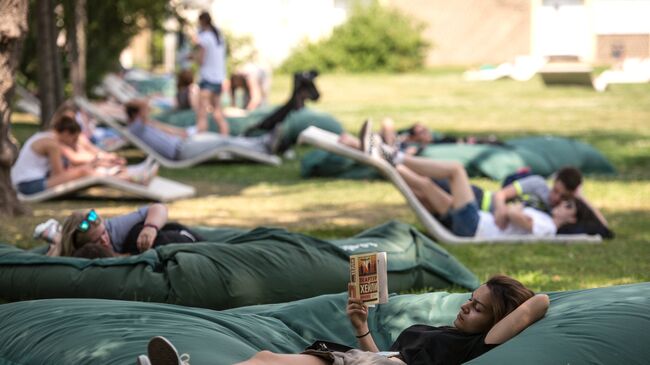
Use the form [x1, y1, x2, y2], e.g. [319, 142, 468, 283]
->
[199, 80, 222, 94]
[446, 201, 480, 237]
[16, 178, 47, 195]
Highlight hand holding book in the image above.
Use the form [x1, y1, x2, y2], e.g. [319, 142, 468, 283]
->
[349, 252, 388, 306]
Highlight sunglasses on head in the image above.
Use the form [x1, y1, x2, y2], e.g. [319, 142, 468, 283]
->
[77, 209, 99, 232]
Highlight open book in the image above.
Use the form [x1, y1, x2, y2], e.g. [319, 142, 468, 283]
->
[349, 252, 388, 306]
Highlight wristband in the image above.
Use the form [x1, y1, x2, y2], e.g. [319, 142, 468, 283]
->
[355, 330, 371, 339]
[143, 223, 159, 232]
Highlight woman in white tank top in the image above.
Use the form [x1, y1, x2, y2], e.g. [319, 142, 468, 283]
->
[11, 115, 95, 195]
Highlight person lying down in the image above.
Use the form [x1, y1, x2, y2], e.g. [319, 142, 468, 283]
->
[352, 120, 606, 239]
[34, 204, 203, 258]
[134, 274, 549, 365]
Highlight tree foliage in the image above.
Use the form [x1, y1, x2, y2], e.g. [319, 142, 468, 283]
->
[281, 2, 430, 73]
[19, 0, 170, 93]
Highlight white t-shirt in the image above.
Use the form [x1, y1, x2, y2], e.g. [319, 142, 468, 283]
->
[476, 207, 557, 238]
[198, 30, 226, 83]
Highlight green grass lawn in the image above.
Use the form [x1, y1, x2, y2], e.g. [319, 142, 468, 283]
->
[3, 70, 650, 293]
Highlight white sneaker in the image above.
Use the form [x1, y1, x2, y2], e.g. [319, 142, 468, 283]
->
[33, 219, 61, 243]
[147, 336, 190, 365]
[136, 355, 152, 365]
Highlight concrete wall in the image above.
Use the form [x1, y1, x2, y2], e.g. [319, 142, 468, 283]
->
[386, 0, 532, 66]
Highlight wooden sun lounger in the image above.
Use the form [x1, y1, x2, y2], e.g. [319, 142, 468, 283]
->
[18, 175, 196, 203]
[75, 97, 282, 167]
[298, 126, 602, 245]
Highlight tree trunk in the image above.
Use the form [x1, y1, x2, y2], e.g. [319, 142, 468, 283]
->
[36, 0, 64, 129]
[0, 0, 29, 216]
[68, 0, 86, 97]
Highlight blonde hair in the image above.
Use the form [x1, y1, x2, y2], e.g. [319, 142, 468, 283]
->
[60, 210, 103, 257]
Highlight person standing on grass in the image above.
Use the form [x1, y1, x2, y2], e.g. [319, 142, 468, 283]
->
[194, 11, 229, 135]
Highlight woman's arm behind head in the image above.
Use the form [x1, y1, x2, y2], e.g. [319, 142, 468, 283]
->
[485, 293, 550, 345]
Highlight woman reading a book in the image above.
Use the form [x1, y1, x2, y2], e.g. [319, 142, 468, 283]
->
[136, 274, 549, 365]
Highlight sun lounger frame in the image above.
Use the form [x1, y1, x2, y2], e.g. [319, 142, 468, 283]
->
[17, 175, 195, 203]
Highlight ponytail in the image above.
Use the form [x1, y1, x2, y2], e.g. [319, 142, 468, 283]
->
[199, 12, 222, 45]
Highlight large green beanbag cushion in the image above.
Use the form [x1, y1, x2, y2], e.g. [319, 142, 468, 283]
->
[153, 107, 271, 136]
[302, 136, 615, 180]
[154, 106, 343, 146]
[0, 221, 478, 309]
[416, 144, 527, 180]
[0, 282, 647, 364]
[505, 136, 616, 176]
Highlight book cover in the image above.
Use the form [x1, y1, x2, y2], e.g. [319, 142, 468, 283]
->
[349, 251, 388, 306]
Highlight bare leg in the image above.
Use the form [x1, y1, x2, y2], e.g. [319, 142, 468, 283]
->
[380, 117, 397, 146]
[196, 89, 212, 133]
[400, 155, 475, 211]
[338, 132, 361, 149]
[211, 92, 229, 136]
[234, 351, 329, 365]
[46, 165, 94, 188]
[396, 164, 452, 215]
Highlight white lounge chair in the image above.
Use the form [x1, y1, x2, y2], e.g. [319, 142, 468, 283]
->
[298, 126, 602, 245]
[17, 175, 195, 203]
[14, 85, 41, 117]
[593, 58, 650, 92]
[102, 74, 141, 104]
[13, 86, 128, 152]
[74, 97, 282, 167]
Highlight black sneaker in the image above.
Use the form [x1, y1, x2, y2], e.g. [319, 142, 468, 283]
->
[146, 336, 190, 365]
[267, 126, 285, 155]
[358, 119, 373, 154]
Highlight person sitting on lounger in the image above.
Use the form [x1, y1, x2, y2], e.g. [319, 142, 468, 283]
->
[10, 113, 96, 196]
[124, 99, 281, 160]
[135, 274, 549, 365]
[53, 102, 159, 184]
[37, 204, 203, 258]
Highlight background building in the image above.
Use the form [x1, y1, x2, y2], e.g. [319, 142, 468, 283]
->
[121, 0, 650, 70]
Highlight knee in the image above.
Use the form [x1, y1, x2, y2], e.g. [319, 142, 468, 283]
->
[449, 162, 466, 177]
[251, 350, 277, 362]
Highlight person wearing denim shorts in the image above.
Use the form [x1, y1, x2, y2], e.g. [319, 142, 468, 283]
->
[195, 11, 229, 135]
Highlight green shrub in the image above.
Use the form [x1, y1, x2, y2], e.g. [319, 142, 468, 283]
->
[280, 2, 429, 73]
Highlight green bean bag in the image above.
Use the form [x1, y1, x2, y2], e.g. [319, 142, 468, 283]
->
[154, 106, 343, 147]
[0, 221, 478, 310]
[505, 136, 616, 177]
[302, 136, 615, 181]
[0, 282, 647, 364]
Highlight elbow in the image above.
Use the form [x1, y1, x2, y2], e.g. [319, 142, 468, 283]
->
[534, 294, 550, 318]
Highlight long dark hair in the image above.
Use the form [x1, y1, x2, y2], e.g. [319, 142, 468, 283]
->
[485, 275, 535, 326]
[557, 198, 614, 238]
[199, 12, 222, 45]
